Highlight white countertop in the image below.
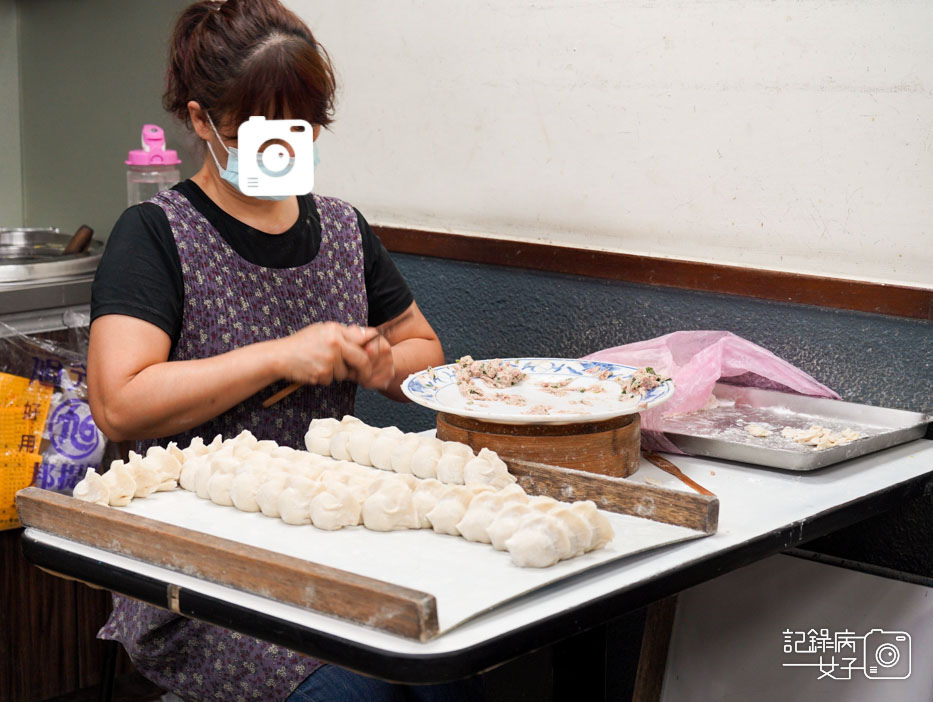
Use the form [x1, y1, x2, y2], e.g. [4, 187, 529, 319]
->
[25, 439, 933, 657]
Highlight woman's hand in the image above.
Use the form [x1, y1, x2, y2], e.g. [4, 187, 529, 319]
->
[272, 322, 372, 386]
[343, 328, 395, 390]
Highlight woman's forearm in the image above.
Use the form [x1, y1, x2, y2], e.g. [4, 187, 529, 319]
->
[93, 339, 283, 442]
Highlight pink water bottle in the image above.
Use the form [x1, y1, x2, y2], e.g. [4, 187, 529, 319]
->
[125, 124, 181, 205]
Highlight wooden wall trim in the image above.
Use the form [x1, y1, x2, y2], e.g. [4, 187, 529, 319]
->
[374, 227, 932, 320]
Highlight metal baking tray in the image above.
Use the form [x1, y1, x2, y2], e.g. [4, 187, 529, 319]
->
[658, 384, 930, 471]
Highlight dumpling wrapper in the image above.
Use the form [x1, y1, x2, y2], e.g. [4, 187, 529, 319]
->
[426, 485, 476, 536]
[347, 426, 378, 467]
[309, 484, 361, 530]
[505, 512, 574, 568]
[101, 460, 136, 507]
[361, 478, 417, 531]
[368, 427, 404, 471]
[73, 468, 110, 506]
[255, 476, 288, 518]
[127, 451, 161, 498]
[389, 435, 421, 474]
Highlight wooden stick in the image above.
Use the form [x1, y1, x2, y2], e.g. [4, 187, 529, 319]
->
[642, 452, 716, 497]
[262, 382, 300, 408]
[506, 458, 719, 535]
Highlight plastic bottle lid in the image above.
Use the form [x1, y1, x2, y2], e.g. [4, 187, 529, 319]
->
[126, 124, 181, 166]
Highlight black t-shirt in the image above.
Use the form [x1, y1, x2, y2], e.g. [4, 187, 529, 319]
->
[91, 180, 414, 345]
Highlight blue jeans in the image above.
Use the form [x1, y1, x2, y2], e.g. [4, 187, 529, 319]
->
[286, 664, 483, 702]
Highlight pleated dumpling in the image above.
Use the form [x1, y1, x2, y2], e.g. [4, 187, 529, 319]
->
[369, 426, 404, 471]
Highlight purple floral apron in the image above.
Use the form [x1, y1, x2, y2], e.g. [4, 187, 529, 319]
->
[98, 189, 367, 701]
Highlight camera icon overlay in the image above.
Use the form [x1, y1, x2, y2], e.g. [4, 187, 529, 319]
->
[863, 629, 911, 680]
[238, 116, 314, 196]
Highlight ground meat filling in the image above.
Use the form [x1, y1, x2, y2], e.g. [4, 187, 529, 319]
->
[614, 367, 668, 399]
[455, 356, 526, 396]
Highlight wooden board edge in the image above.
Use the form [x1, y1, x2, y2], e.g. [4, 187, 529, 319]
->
[16, 488, 439, 641]
[505, 459, 719, 535]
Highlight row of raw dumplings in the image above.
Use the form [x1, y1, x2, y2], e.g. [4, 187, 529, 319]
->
[305, 416, 516, 489]
[73, 427, 614, 568]
[73, 443, 186, 506]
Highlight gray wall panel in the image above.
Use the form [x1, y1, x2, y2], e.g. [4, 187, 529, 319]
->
[356, 254, 932, 430]
[0, 0, 22, 225]
[18, 0, 195, 235]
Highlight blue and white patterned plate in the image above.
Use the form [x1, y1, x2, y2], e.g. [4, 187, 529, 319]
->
[401, 357, 675, 425]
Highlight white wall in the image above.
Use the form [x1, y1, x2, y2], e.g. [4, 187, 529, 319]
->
[295, 0, 932, 288]
[0, 0, 22, 225]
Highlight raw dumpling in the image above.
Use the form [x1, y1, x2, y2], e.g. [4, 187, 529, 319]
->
[309, 484, 361, 530]
[435, 442, 474, 485]
[271, 445, 298, 460]
[390, 435, 421, 474]
[487, 503, 534, 551]
[329, 430, 352, 461]
[567, 501, 614, 551]
[254, 439, 279, 454]
[255, 475, 288, 518]
[277, 485, 323, 525]
[455, 484, 528, 543]
[362, 478, 418, 531]
[305, 417, 341, 455]
[101, 460, 137, 507]
[411, 479, 448, 528]
[505, 513, 574, 568]
[230, 472, 263, 512]
[73, 468, 109, 506]
[179, 455, 208, 492]
[127, 451, 161, 498]
[181, 436, 209, 462]
[426, 485, 476, 536]
[144, 445, 182, 489]
[207, 471, 235, 506]
[463, 448, 515, 489]
[166, 441, 185, 465]
[368, 426, 404, 470]
[229, 429, 259, 457]
[410, 439, 443, 480]
[347, 426, 378, 466]
[548, 506, 594, 559]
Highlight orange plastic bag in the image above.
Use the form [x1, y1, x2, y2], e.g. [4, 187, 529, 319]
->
[0, 323, 109, 529]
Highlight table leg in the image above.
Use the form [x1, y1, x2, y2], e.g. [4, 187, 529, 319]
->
[632, 596, 679, 702]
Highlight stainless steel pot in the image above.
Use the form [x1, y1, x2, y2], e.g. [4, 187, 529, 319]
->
[0, 227, 102, 316]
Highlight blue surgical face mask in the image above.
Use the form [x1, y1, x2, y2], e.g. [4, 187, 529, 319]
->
[204, 112, 295, 202]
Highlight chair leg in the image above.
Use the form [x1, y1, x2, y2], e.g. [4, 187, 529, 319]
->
[98, 640, 119, 702]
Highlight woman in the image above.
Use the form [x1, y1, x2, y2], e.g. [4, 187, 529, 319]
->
[87, 1, 468, 699]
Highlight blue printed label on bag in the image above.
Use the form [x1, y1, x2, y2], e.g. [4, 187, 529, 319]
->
[48, 398, 100, 460]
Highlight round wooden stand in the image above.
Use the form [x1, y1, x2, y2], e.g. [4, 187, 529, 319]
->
[436, 412, 641, 478]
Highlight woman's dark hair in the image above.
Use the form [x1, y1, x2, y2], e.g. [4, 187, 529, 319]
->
[164, 0, 336, 136]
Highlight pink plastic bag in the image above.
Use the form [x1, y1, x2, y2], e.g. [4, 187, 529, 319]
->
[583, 331, 839, 453]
